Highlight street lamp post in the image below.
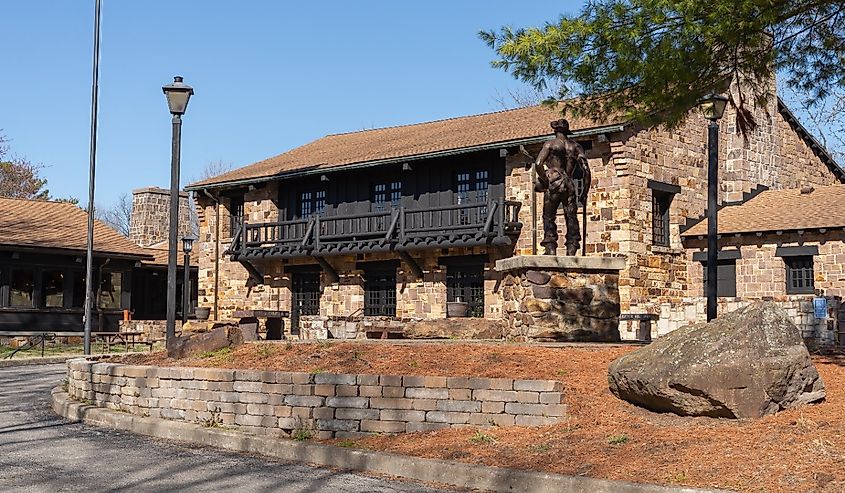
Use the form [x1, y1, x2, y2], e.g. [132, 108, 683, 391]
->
[162, 76, 194, 345]
[698, 93, 728, 322]
[182, 236, 195, 324]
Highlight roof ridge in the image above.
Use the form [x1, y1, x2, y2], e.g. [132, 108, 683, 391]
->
[323, 103, 552, 138]
[0, 196, 80, 206]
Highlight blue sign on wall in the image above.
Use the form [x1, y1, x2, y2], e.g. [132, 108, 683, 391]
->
[814, 297, 828, 319]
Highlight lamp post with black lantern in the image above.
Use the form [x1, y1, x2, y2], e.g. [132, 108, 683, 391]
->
[698, 93, 728, 322]
[162, 76, 194, 345]
[182, 236, 195, 324]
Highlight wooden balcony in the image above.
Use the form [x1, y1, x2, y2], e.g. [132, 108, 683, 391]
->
[230, 200, 522, 260]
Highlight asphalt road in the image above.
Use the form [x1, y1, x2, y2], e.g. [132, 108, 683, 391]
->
[0, 363, 453, 493]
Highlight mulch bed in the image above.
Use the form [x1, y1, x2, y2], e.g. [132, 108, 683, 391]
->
[118, 342, 845, 492]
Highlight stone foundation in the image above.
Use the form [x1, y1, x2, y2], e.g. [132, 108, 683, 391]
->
[118, 320, 183, 341]
[496, 256, 625, 341]
[624, 295, 843, 351]
[66, 358, 567, 439]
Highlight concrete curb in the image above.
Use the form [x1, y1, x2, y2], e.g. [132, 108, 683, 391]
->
[51, 387, 727, 493]
[0, 352, 143, 369]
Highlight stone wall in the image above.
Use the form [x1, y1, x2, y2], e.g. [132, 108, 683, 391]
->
[619, 296, 842, 350]
[497, 256, 624, 341]
[130, 187, 194, 248]
[66, 359, 567, 439]
[118, 320, 183, 341]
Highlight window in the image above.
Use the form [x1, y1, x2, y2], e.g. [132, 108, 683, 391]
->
[373, 181, 401, 210]
[98, 271, 123, 309]
[41, 270, 65, 308]
[299, 189, 326, 217]
[72, 271, 87, 308]
[652, 191, 673, 247]
[446, 263, 485, 317]
[702, 260, 737, 297]
[364, 269, 396, 316]
[456, 170, 488, 204]
[9, 269, 34, 307]
[786, 256, 815, 294]
[229, 195, 244, 236]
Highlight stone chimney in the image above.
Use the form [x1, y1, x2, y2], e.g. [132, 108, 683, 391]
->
[130, 187, 194, 248]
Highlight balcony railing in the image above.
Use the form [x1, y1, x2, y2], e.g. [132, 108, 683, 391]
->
[231, 199, 522, 260]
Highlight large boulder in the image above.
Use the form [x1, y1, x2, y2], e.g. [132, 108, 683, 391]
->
[608, 302, 825, 418]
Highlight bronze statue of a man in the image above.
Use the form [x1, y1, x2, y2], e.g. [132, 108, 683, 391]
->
[534, 119, 591, 256]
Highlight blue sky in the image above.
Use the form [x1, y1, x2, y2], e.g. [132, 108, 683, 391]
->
[1, 1, 578, 206]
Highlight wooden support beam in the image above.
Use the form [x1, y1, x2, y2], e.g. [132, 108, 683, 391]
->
[313, 256, 339, 284]
[238, 259, 264, 284]
[397, 251, 424, 279]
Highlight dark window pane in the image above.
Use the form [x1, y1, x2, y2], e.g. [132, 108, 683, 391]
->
[300, 191, 312, 216]
[42, 270, 65, 308]
[72, 271, 86, 308]
[702, 260, 737, 297]
[10, 269, 34, 307]
[652, 191, 673, 247]
[98, 272, 123, 309]
[229, 196, 244, 236]
[786, 256, 814, 294]
[315, 190, 326, 215]
[364, 269, 396, 316]
[446, 263, 485, 317]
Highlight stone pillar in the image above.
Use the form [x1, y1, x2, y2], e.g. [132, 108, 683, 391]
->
[130, 187, 194, 247]
[496, 255, 625, 342]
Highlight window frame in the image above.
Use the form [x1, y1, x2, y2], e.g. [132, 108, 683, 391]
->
[228, 195, 245, 236]
[298, 188, 327, 218]
[785, 255, 815, 295]
[701, 259, 738, 298]
[372, 180, 402, 211]
[363, 268, 397, 317]
[446, 262, 485, 318]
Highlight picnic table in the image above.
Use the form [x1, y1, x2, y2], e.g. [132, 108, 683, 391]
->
[91, 331, 151, 352]
[0, 331, 81, 359]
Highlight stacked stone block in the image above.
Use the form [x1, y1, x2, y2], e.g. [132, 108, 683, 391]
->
[66, 360, 567, 439]
[130, 187, 194, 247]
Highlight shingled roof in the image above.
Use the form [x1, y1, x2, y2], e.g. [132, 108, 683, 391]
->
[187, 103, 626, 189]
[0, 197, 152, 258]
[682, 184, 845, 237]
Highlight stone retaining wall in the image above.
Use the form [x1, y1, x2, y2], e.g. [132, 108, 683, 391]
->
[66, 359, 567, 439]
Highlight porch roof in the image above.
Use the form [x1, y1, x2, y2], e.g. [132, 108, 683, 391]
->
[682, 184, 845, 237]
[0, 197, 152, 259]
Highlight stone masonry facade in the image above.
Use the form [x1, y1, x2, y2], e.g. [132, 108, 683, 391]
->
[192, 85, 841, 339]
[635, 230, 845, 347]
[130, 187, 195, 248]
[67, 358, 567, 439]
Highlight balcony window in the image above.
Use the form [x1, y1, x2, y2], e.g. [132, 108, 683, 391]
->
[373, 181, 401, 211]
[299, 190, 326, 217]
[364, 269, 396, 317]
[456, 170, 488, 204]
[229, 195, 244, 236]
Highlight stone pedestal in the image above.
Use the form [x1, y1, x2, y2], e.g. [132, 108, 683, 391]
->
[495, 256, 625, 342]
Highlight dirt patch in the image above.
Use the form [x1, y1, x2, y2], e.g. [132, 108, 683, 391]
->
[117, 343, 845, 492]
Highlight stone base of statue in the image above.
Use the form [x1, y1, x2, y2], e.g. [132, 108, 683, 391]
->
[495, 256, 625, 342]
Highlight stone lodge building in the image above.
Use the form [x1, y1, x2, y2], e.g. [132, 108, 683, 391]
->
[186, 91, 843, 340]
[678, 184, 845, 348]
